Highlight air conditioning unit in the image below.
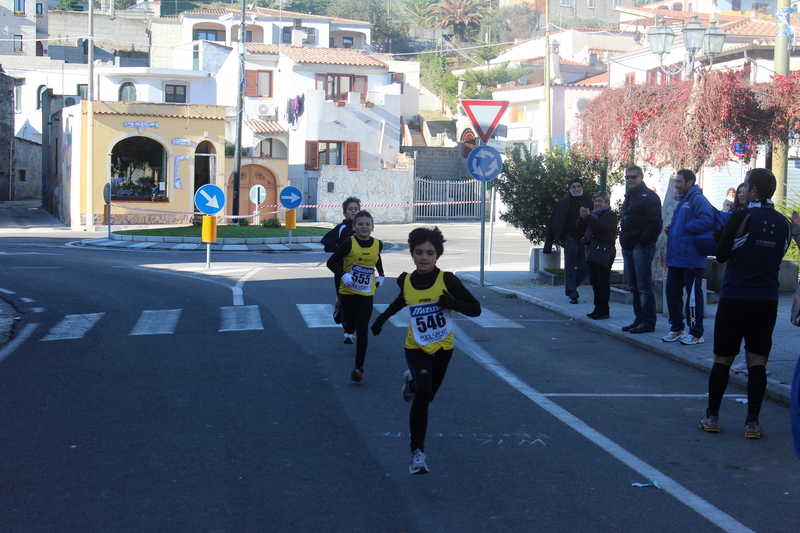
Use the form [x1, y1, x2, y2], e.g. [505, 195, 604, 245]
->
[258, 104, 275, 117]
[576, 98, 589, 111]
[64, 97, 78, 107]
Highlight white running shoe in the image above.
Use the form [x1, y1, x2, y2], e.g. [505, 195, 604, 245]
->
[343, 333, 355, 344]
[730, 362, 770, 375]
[680, 335, 705, 345]
[409, 449, 429, 475]
[662, 330, 688, 342]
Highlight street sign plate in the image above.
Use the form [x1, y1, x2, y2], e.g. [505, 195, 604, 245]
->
[467, 145, 502, 182]
[279, 186, 303, 210]
[194, 184, 225, 215]
[249, 184, 267, 205]
[461, 99, 510, 143]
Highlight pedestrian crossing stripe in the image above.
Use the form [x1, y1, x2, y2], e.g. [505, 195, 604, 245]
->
[220, 305, 263, 332]
[296, 304, 522, 329]
[130, 309, 182, 336]
[40, 313, 105, 341]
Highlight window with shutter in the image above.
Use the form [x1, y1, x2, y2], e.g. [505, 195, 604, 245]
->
[245, 71, 258, 97]
[345, 142, 360, 171]
[305, 141, 319, 170]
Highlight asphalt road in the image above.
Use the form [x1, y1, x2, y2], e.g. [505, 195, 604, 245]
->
[1, 226, 799, 533]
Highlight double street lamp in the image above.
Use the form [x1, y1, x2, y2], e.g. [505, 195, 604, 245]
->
[647, 14, 727, 76]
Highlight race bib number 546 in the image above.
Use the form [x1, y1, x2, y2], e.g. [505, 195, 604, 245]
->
[409, 303, 452, 346]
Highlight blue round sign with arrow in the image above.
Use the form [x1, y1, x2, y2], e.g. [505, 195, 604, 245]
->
[194, 184, 225, 215]
[467, 145, 502, 182]
[280, 186, 303, 210]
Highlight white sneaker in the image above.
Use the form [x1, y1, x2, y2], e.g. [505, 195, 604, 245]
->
[730, 362, 770, 375]
[409, 449, 429, 475]
[662, 330, 688, 342]
[680, 335, 705, 345]
[343, 333, 355, 344]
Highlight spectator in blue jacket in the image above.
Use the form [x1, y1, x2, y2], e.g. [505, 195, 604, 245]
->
[661, 170, 715, 346]
[619, 165, 663, 334]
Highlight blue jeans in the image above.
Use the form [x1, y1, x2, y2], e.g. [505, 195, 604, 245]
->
[666, 266, 705, 337]
[563, 234, 589, 299]
[622, 243, 657, 328]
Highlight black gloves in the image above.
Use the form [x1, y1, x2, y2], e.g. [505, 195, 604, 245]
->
[370, 318, 385, 336]
[437, 292, 457, 311]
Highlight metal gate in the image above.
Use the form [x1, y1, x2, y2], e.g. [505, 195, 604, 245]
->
[414, 177, 482, 220]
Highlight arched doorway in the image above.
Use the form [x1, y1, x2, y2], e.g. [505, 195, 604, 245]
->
[461, 129, 476, 158]
[228, 164, 278, 218]
[194, 141, 216, 199]
[110, 136, 167, 201]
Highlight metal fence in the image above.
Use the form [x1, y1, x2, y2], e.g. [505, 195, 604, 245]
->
[414, 177, 482, 220]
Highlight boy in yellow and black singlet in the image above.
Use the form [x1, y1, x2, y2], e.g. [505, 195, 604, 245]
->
[326, 210, 385, 383]
[370, 227, 481, 475]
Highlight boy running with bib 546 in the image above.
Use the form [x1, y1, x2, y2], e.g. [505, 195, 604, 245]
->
[326, 210, 385, 383]
[370, 227, 481, 475]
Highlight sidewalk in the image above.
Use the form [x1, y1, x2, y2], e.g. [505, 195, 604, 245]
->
[454, 262, 799, 405]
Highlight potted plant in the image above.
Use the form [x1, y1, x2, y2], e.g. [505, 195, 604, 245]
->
[335, 99, 347, 107]
[362, 100, 374, 108]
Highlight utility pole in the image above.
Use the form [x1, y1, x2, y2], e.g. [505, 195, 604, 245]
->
[544, 0, 551, 151]
[86, 0, 94, 229]
[772, 0, 790, 205]
[232, 0, 246, 218]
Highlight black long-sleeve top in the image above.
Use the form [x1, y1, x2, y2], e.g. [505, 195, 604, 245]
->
[375, 267, 481, 322]
[326, 236, 385, 278]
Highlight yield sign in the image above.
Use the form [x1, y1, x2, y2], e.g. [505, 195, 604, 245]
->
[461, 99, 510, 143]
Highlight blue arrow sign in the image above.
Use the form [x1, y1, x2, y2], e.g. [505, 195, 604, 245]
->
[194, 184, 225, 215]
[280, 186, 303, 210]
[467, 145, 502, 182]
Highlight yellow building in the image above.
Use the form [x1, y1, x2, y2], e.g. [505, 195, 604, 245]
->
[50, 100, 288, 228]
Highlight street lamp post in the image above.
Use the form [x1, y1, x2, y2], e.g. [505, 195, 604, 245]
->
[647, 14, 726, 77]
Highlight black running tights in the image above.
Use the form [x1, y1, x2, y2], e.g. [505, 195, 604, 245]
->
[405, 347, 453, 452]
[340, 293, 373, 369]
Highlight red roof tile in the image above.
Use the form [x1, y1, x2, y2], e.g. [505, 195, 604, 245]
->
[175, 7, 369, 26]
[245, 119, 289, 136]
[572, 72, 608, 87]
[280, 46, 387, 67]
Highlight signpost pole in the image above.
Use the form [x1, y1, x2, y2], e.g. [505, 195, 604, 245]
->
[488, 184, 495, 266]
[478, 139, 486, 287]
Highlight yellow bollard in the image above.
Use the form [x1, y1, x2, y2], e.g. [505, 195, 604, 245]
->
[202, 216, 217, 243]
[285, 209, 296, 230]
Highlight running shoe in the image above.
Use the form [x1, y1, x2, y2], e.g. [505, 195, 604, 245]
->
[744, 421, 764, 439]
[699, 414, 720, 433]
[409, 449, 429, 475]
[680, 335, 705, 345]
[343, 333, 355, 344]
[401, 370, 414, 403]
[350, 367, 363, 382]
[662, 330, 688, 342]
[730, 362, 770, 375]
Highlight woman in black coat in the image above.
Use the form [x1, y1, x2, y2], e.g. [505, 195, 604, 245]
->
[577, 191, 618, 320]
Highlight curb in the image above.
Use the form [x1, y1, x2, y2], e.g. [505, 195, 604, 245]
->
[455, 271, 792, 406]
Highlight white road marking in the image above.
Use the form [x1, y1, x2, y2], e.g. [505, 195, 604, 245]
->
[460, 307, 523, 328]
[452, 323, 754, 533]
[220, 305, 263, 332]
[20, 298, 34, 303]
[296, 304, 340, 328]
[543, 393, 746, 398]
[0, 323, 39, 364]
[40, 313, 105, 341]
[130, 309, 182, 336]
[0, 287, 15, 294]
[32, 308, 45, 313]
[233, 268, 262, 306]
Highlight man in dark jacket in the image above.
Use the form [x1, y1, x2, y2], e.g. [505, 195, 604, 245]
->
[662, 169, 715, 346]
[619, 165, 662, 334]
[543, 177, 592, 304]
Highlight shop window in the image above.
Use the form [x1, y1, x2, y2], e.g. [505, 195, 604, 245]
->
[305, 141, 360, 170]
[13, 35, 23, 52]
[315, 74, 368, 100]
[165, 84, 187, 103]
[110, 137, 168, 201]
[245, 70, 273, 97]
[119, 82, 136, 102]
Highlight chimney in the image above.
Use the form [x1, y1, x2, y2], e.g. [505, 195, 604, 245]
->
[550, 40, 564, 83]
[292, 19, 304, 47]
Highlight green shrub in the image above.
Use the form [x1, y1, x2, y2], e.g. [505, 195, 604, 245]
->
[262, 217, 281, 228]
[544, 267, 564, 275]
[237, 218, 250, 226]
[190, 216, 203, 227]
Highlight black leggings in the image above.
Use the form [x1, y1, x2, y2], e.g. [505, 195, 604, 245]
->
[405, 347, 453, 452]
[340, 293, 373, 369]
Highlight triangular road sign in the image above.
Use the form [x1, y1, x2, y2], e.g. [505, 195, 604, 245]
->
[461, 100, 510, 143]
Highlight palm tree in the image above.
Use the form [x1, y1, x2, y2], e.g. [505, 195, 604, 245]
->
[401, 0, 438, 29]
[438, 0, 484, 42]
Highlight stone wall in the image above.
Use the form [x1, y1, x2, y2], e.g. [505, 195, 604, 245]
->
[0, 73, 13, 201]
[413, 146, 462, 181]
[316, 166, 414, 224]
[12, 138, 42, 200]
[47, 11, 150, 55]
